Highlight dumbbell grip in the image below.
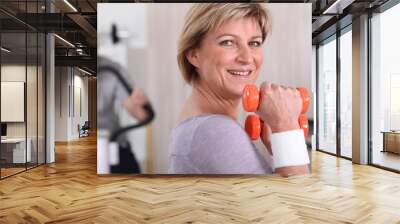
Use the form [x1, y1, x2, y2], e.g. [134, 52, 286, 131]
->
[242, 85, 310, 114]
[242, 84, 310, 140]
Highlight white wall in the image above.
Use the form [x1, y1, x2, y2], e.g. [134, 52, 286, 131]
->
[312, 45, 317, 150]
[98, 3, 312, 173]
[260, 4, 312, 91]
[54, 67, 89, 141]
[55, 67, 68, 141]
[1, 65, 26, 82]
[72, 73, 89, 137]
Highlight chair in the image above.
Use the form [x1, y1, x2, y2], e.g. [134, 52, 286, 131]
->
[79, 121, 90, 138]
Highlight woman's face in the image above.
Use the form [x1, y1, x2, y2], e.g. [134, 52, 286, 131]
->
[188, 17, 264, 99]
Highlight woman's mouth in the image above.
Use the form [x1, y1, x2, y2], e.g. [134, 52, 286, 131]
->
[227, 70, 252, 77]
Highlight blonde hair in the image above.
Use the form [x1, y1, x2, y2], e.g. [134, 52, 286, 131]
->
[177, 3, 271, 84]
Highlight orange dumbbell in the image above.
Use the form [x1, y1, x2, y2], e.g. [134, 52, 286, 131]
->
[242, 84, 310, 140]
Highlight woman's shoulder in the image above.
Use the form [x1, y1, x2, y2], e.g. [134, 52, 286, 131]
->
[170, 114, 250, 155]
[181, 113, 240, 127]
[175, 114, 244, 137]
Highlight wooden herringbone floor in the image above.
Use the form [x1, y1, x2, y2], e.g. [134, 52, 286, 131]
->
[1, 134, 400, 223]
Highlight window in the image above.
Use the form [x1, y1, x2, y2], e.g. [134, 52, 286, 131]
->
[317, 36, 337, 155]
[371, 3, 400, 171]
[339, 28, 352, 158]
[0, 1, 47, 179]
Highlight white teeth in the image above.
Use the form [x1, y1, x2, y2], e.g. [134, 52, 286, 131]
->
[228, 70, 251, 76]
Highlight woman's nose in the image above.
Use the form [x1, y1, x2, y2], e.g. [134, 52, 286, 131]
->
[236, 45, 252, 64]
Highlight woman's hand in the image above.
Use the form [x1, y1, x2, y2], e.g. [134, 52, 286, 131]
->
[122, 88, 149, 122]
[256, 81, 302, 133]
[256, 81, 309, 176]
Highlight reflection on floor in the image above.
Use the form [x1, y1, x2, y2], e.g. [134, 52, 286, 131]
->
[340, 147, 352, 158]
[373, 150, 400, 171]
[0, 134, 400, 222]
[0, 162, 42, 178]
[0, 167, 25, 178]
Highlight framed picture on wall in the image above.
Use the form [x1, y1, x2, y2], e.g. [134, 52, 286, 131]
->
[1, 81, 25, 122]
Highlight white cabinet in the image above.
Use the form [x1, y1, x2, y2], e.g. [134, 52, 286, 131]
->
[1, 138, 32, 163]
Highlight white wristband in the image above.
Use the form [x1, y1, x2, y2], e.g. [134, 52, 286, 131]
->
[270, 129, 310, 168]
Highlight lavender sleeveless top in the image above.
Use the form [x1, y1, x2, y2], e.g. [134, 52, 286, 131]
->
[168, 114, 273, 174]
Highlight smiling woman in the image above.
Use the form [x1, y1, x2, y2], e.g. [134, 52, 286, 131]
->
[168, 3, 310, 175]
[185, 17, 263, 100]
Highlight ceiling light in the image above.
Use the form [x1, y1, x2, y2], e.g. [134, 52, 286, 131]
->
[54, 34, 75, 48]
[1, 47, 11, 53]
[63, 0, 78, 12]
[322, 0, 355, 15]
[78, 67, 92, 76]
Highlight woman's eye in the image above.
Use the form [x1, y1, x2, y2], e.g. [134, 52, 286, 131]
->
[249, 41, 261, 47]
[219, 40, 234, 46]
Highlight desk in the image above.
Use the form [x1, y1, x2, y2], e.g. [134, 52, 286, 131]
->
[1, 138, 31, 163]
[381, 131, 400, 154]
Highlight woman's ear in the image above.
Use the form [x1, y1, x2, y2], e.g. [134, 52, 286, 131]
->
[186, 49, 200, 68]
